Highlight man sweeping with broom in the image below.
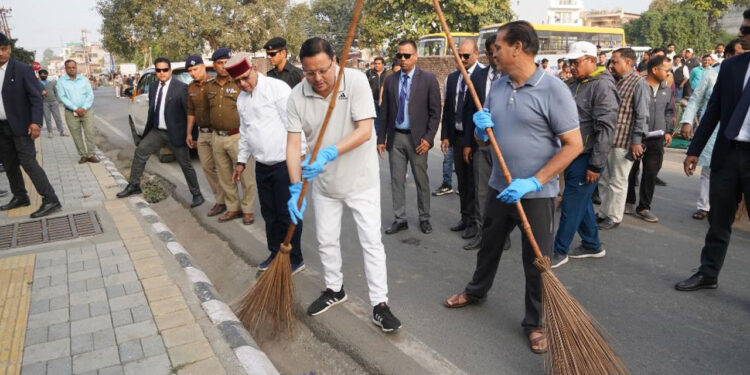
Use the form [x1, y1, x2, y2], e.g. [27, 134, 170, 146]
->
[285, 37, 402, 332]
[443, 21, 583, 353]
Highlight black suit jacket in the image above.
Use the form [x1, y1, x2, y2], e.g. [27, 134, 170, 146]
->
[687, 52, 750, 170]
[1, 58, 43, 137]
[462, 66, 491, 150]
[143, 79, 195, 147]
[441, 68, 483, 147]
[377, 67, 441, 151]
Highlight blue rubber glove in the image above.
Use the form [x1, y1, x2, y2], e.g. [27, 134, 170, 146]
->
[497, 177, 543, 204]
[301, 145, 339, 181]
[287, 182, 307, 225]
[472, 109, 494, 142]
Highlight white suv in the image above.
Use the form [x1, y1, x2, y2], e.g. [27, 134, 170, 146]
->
[125, 61, 216, 162]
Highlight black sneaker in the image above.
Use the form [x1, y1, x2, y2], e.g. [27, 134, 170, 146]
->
[307, 288, 347, 316]
[568, 245, 606, 259]
[258, 254, 275, 271]
[551, 252, 568, 268]
[432, 183, 454, 196]
[372, 302, 402, 332]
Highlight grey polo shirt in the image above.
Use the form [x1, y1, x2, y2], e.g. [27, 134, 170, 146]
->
[485, 66, 579, 199]
[287, 67, 378, 199]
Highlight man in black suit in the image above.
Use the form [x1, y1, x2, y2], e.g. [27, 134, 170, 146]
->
[377, 40, 441, 235]
[441, 38, 481, 242]
[0, 33, 61, 218]
[676, 10, 750, 291]
[117, 57, 204, 208]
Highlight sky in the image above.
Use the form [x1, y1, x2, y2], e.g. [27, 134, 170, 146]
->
[5, 0, 652, 61]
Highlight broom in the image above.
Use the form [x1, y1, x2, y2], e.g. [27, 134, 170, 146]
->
[430, 2, 630, 374]
[236, 0, 365, 335]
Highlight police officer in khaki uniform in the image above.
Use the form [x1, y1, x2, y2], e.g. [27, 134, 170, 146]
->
[205, 48, 256, 225]
[185, 55, 226, 217]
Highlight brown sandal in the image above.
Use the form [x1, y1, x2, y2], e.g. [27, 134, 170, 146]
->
[444, 292, 473, 308]
[528, 330, 548, 354]
[692, 210, 708, 220]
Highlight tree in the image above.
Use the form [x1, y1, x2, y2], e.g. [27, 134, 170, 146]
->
[41, 48, 62, 67]
[10, 38, 35, 64]
[284, 3, 315, 58]
[624, 4, 723, 53]
[648, 0, 678, 12]
[311, 0, 356, 54]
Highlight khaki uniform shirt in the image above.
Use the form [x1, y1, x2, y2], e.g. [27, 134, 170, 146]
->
[204, 78, 241, 130]
[187, 79, 210, 128]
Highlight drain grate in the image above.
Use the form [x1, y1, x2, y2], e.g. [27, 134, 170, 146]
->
[0, 211, 102, 250]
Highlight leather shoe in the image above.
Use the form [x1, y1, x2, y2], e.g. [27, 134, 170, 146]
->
[31, 201, 61, 218]
[0, 196, 31, 211]
[87, 156, 100, 163]
[218, 211, 242, 222]
[463, 235, 482, 250]
[116, 184, 142, 198]
[385, 221, 408, 235]
[207, 204, 226, 217]
[462, 225, 478, 239]
[450, 220, 466, 232]
[190, 194, 205, 208]
[242, 213, 255, 225]
[598, 217, 619, 230]
[675, 272, 717, 291]
[420, 220, 433, 234]
[78, 156, 88, 164]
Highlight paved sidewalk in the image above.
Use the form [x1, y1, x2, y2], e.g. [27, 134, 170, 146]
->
[0, 132, 254, 374]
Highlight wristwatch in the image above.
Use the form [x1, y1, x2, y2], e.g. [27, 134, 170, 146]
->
[236, 162, 246, 167]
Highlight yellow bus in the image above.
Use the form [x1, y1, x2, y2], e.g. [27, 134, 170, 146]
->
[477, 24, 625, 60]
[418, 32, 478, 57]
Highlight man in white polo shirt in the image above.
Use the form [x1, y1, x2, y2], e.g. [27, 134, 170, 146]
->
[226, 52, 306, 274]
[285, 37, 401, 333]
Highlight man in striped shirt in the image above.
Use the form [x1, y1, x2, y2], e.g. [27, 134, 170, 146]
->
[596, 48, 650, 230]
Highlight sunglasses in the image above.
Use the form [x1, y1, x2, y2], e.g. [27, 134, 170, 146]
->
[266, 51, 280, 57]
[459, 53, 472, 60]
[395, 53, 412, 60]
[741, 26, 750, 36]
[155, 68, 170, 73]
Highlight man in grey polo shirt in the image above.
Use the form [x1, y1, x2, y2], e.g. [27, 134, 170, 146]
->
[443, 21, 583, 354]
[285, 37, 402, 333]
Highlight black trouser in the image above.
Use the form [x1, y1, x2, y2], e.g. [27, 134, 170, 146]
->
[0, 121, 58, 203]
[256, 161, 303, 265]
[129, 130, 201, 196]
[698, 143, 750, 278]
[464, 190, 554, 333]
[452, 131, 475, 225]
[627, 138, 664, 211]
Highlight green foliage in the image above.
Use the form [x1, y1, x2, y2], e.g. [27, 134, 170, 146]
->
[624, 4, 727, 53]
[311, 0, 355, 54]
[41, 48, 62, 67]
[10, 39, 35, 65]
[360, 0, 512, 58]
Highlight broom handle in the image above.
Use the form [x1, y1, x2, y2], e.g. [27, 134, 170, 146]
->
[431, 0, 544, 261]
[281, 0, 365, 249]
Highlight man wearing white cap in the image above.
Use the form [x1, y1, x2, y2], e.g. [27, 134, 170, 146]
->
[225, 53, 306, 273]
[551, 41, 618, 268]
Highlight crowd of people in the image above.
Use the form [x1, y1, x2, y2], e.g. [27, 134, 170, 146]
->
[2, 9, 749, 356]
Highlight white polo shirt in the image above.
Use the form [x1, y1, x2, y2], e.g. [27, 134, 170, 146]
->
[287, 67, 377, 199]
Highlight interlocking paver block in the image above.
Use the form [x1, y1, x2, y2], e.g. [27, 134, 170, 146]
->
[118, 340, 144, 363]
[134, 263, 167, 279]
[166, 339, 213, 367]
[112, 309, 133, 328]
[24, 327, 48, 346]
[46, 357, 72, 375]
[28, 308, 69, 329]
[71, 333, 94, 355]
[72, 346, 120, 374]
[70, 289, 107, 306]
[122, 281, 142, 295]
[31, 285, 68, 302]
[33, 266, 66, 279]
[161, 323, 203, 347]
[68, 261, 84, 273]
[144, 285, 181, 303]
[49, 295, 69, 310]
[102, 270, 139, 287]
[86, 278, 104, 291]
[100, 255, 131, 268]
[140, 335, 166, 357]
[32, 276, 51, 290]
[139, 276, 171, 291]
[109, 292, 147, 312]
[48, 322, 70, 341]
[122, 354, 171, 375]
[29, 299, 50, 315]
[70, 304, 90, 321]
[93, 329, 116, 350]
[89, 300, 110, 317]
[69, 280, 86, 294]
[98, 365, 125, 375]
[68, 269, 102, 283]
[106, 285, 126, 299]
[19, 362, 45, 375]
[130, 305, 151, 323]
[71, 315, 112, 336]
[22, 338, 70, 365]
[149, 296, 188, 317]
[115, 320, 158, 344]
[153, 309, 194, 331]
[176, 356, 226, 375]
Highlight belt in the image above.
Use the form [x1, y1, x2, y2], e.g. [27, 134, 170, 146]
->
[198, 127, 213, 133]
[214, 129, 239, 136]
[729, 140, 750, 150]
[394, 128, 411, 134]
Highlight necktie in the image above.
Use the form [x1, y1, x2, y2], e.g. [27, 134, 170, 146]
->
[490, 70, 498, 82]
[724, 70, 750, 140]
[396, 75, 409, 125]
[456, 77, 466, 131]
[154, 82, 165, 128]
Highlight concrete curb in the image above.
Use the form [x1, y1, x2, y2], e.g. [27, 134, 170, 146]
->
[95, 150, 279, 375]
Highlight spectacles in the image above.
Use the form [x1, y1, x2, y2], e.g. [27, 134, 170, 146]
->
[302, 60, 334, 78]
[459, 53, 472, 60]
[741, 26, 750, 36]
[567, 57, 590, 67]
[155, 68, 170, 73]
[395, 53, 412, 60]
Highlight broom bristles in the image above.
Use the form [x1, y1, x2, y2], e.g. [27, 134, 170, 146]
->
[535, 257, 630, 375]
[236, 250, 295, 335]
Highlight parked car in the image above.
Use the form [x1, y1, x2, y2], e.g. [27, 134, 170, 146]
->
[123, 61, 216, 162]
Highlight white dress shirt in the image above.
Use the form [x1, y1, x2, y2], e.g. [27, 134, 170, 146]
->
[237, 74, 306, 165]
[736, 61, 750, 142]
[453, 62, 482, 131]
[155, 78, 171, 130]
[0, 62, 7, 120]
[485, 67, 499, 99]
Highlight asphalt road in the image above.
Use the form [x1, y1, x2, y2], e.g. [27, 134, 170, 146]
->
[92, 88, 750, 375]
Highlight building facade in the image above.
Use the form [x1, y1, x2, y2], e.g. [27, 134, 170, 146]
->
[583, 8, 641, 28]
